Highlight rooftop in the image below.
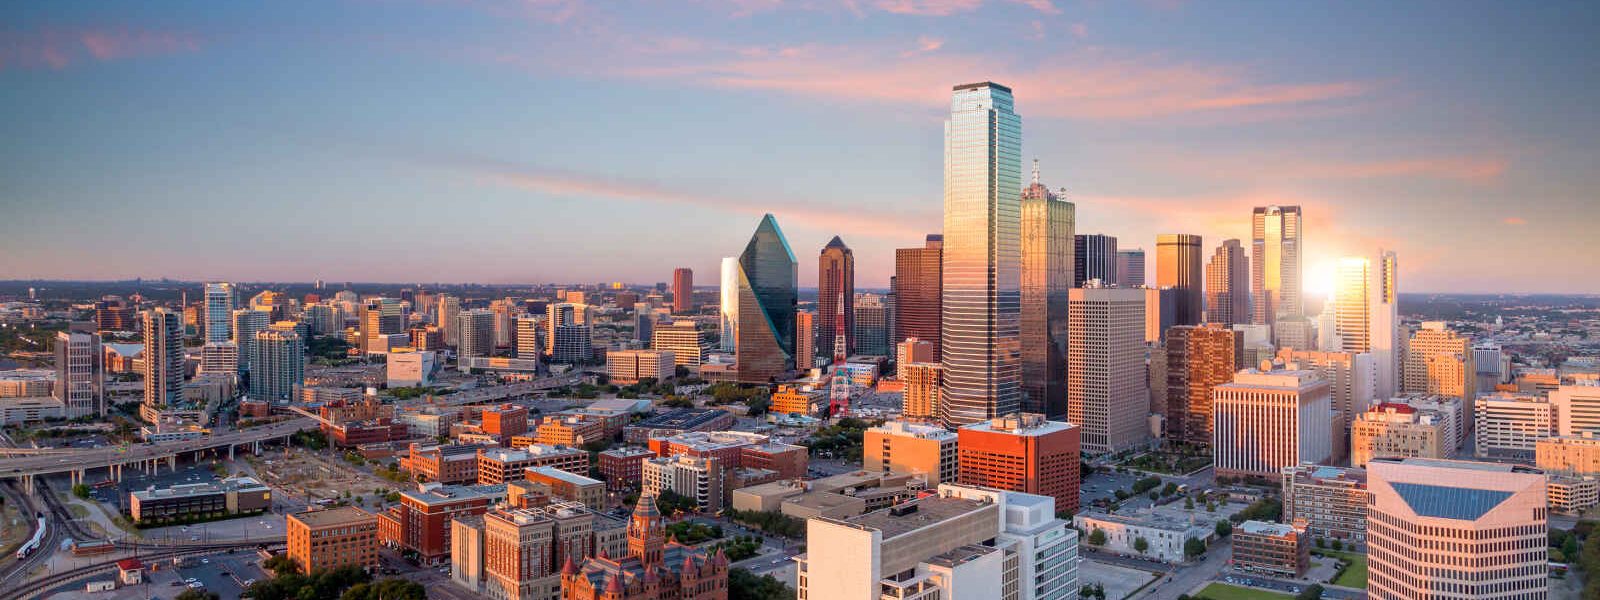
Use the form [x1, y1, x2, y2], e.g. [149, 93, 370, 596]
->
[527, 465, 603, 486]
[960, 413, 1075, 437]
[924, 544, 999, 569]
[1238, 520, 1300, 537]
[629, 407, 732, 429]
[869, 421, 957, 440]
[837, 494, 991, 540]
[401, 483, 505, 506]
[131, 477, 268, 501]
[289, 506, 375, 528]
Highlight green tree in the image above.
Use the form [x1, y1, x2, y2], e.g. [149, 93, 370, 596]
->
[729, 567, 795, 600]
[341, 579, 427, 600]
[72, 483, 91, 499]
[1184, 537, 1206, 558]
[1087, 528, 1107, 546]
[1295, 583, 1325, 600]
[175, 590, 220, 600]
[262, 554, 300, 575]
[1133, 536, 1149, 554]
[1184, 497, 1194, 510]
[1215, 520, 1232, 537]
[1330, 538, 1343, 551]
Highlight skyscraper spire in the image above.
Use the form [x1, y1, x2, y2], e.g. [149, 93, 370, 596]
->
[1032, 158, 1040, 185]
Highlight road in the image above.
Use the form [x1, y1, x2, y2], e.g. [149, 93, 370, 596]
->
[1105, 537, 1231, 600]
[0, 418, 316, 479]
[1220, 572, 1366, 599]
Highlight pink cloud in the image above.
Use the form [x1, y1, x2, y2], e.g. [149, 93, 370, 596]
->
[1012, 0, 1062, 15]
[901, 35, 944, 56]
[0, 28, 200, 71]
[1503, 217, 1527, 225]
[874, 0, 983, 16]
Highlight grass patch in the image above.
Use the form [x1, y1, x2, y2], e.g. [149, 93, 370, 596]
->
[1196, 583, 1293, 600]
[1314, 550, 1368, 588]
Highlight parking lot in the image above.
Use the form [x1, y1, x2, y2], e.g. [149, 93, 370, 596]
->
[42, 549, 270, 600]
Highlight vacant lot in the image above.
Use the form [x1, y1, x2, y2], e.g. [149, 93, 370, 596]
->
[1197, 582, 1293, 600]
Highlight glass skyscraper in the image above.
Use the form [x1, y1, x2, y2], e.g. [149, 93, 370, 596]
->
[204, 282, 235, 343]
[941, 81, 1022, 426]
[735, 214, 797, 384]
[1252, 205, 1303, 329]
[1020, 160, 1074, 420]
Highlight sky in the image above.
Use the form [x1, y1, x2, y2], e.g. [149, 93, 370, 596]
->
[2, 1, 1597, 295]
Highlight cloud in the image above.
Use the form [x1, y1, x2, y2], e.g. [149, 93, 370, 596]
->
[902, 35, 944, 56]
[1012, 0, 1062, 15]
[874, 0, 983, 16]
[1070, 22, 1088, 38]
[1503, 217, 1527, 225]
[0, 27, 200, 71]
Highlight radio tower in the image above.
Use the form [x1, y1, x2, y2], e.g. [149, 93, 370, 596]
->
[828, 288, 851, 418]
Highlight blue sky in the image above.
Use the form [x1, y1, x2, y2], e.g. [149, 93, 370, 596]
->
[2, 0, 1597, 293]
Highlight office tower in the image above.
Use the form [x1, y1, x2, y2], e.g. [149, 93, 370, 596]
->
[360, 298, 403, 354]
[1156, 234, 1204, 326]
[1144, 286, 1177, 344]
[490, 299, 516, 349]
[718, 256, 739, 353]
[551, 325, 593, 364]
[1553, 383, 1600, 437]
[513, 316, 541, 360]
[631, 311, 655, 344]
[608, 349, 674, 385]
[1350, 403, 1446, 468]
[54, 331, 103, 418]
[93, 296, 135, 333]
[1371, 251, 1399, 398]
[1020, 161, 1074, 421]
[1067, 286, 1148, 453]
[1277, 349, 1377, 435]
[1281, 464, 1368, 543]
[1473, 392, 1554, 458]
[561, 496, 727, 600]
[1164, 324, 1241, 447]
[940, 82, 1022, 426]
[1404, 322, 1476, 400]
[733, 214, 798, 384]
[250, 329, 304, 403]
[865, 421, 960, 484]
[671, 267, 694, 314]
[457, 309, 495, 360]
[305, 303, 339, 335]
[794, 310, 816, 370]
[1365, 458, 1547, 600]
[902, 362, 943, 421]
[818, 236, 855, 356]
[199, 341, 239, 376]
[142, 308, 184, 408]
[1073, 234, 1118, 287]
[545, 303, 577, 355]
[896, 338, 934, 378]
[287, 507, 379, 574]
[1274, 316, 1315, 352]
[437, 294, 461, 347]
[203, 282, 235, 343]
[1204, 239, 1249, 327]
[232, 309, 270, 373]
[1251, 205, 1303, 334]
[798, 483, 1077, 600]
[853, 293, 889, 356]
[1334, 255, 1400, 383]
[1213, 368, 1332, 481]
[957, 413, 1081, 514]
[1116, 249, 1145, 288]
[894, 234, 943, 359]
[651, 320, 708, 368]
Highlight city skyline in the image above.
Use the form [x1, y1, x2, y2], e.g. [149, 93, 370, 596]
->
[2, 2, 1597, 294]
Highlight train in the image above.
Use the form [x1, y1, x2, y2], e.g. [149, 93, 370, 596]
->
[15, 513, 46, 559]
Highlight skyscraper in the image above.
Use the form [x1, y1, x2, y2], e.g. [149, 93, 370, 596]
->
[1020, 160, 1074, 420]
[853, 293, 890, 356]
[489, 299, 517, 349]
[1213, 368, 1332, 481]
[940, 81, 1022, 426]
[818, 236, 855, 357]
[1073, 234, 1118, 287]
[1165, 324, 1242, 447]
[251, 328, 304, 403]
[142, 308, 184, 408]
[672, 267, 694, 314]
[437, 294, 461, 347]
[232, 308, 270, 374]
[794, 310, 815, 371]
[893, 235, 943, 359]
[54, 331, 103, 418]
[1116, 249, 1145, 288]
[1334, 257, 1374, 354]
[718, 256, 739, 353]
[1204, 239, 1249, 327]
[514, 315, 542, 360]
[204, 282, 235, 343]
[546, 303, 578, 355]
[1404, 322, 1476, 401]
[1067, 286, 1148, 453]
[457, 309, 495, 360]
[1156, 233, 1204, 326]
[360, 298, 403, 354]
[1251, 205, 1303, 333]
[734, 214, 797, 384]
[1331, 252, 1401, 399]
[1372, 251, 1399, 399]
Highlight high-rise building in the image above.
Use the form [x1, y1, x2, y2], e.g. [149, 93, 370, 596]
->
[231, 308, 269, 373]
[551, 324, 593, 364]
[305, 303, 340, 335]
[437, 294, 461, 347]
[142, 308, 184, 409]
[902, 362, 943, 422]
[894, 234, 943, 359]
[1365, 458, 1547, 600]
[1350, 403, 1446, 468]
[672, 267, 694, 314]
[1553, 383, 1600, 437]
[1213, 368, 1332, 481]
[896, 338, 934, 378]
[359, 298, 403, 354]
[489, 299, 517, 349]
[651, 320, 708, 368]
[1156, 234, 1204, 327]
[203, 282, 235, 343]
[250, 329, 304, 403]
[1371, 252, 1399, 398]
[199, 341, 239, 377]
[54, 331, 103, 418]
[1251, 205, 1303, 334]
[940, 82, 1023, 427]
[1067, 286, 1148, 453]
[733, 214, 797, 384]
[545, 303, 577, 355]
[718, 256, 739, 353]
[1473, 392, 1554, 458]
[1277, 349, 1377, 437]
[286, 506, 379, 574]
[457, 309, 495, 360]
[1333, 254, 1400, 400]
[1116, 249, 1145, 288]
[1020, 161, 1074, 421]
[1205, 239, 1249, 327]
[514, 315, 541, 360]
[957, 413, 1081, 514]
[818, 236, 855, 357]
[93, 296, 136, 333]
[865, 421, 959, 485]
[1074, 234, 1118, 287]
[1404, 322, 1476, 401]
[794, 310, 816, 370]
[1164, 324, 1241, 447]
[853, 293, 890, 356]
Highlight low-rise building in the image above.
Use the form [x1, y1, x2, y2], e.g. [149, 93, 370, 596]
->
[1071, 510, 1212, 564]
[770, 384, 823, 417]
[1537, 430, 1600, 476]
[1548, 475, 1600, 514]
[128, 477, 272, 524]
[606, 349, 675, 384]
[642, 455, 724, 513]
[597, 446, 655, 491]
[621, 408, 735, 444]
[1350, 403, 1445, 468]
[477, 445, 587, 484]
[400, 443, 483, 484]
[533, 414, 608, 446]
[286, 506, 379, 573]
[523, 466, 606, 509]
[864, 420, 959, 485]
[1281, 464, 1368, 543]
[376, 483, 503, 564]
[1231, 521, 1309, 578]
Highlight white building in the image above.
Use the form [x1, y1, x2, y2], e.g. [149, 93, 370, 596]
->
[1474, 392, 1555, 458]
[204, 282, 235, 343]
[1553, 382, 1600, 437]
[199, 341, 239, 377]
[641, 455, 723, 513]
[54, 331, 104, 418]
[387, 351, 438, 387]
[1067, 286, 1149, 453]
[1213, 368, 1332, 481]
[1071, 510, 1210, 564]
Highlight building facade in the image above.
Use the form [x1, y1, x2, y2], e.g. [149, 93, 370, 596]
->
[733, 214, 798, 384]
[286, 506, 379, 573]
[1212, 369, 1332, 481]
[1019, 162, 1074, 421]
[865, 421, 959, 485]
[957, 414, 1080, 514]
[894, 235, 943, 361]
[1204, 239, 1249, 327]
[1155, 233, 1204, 327]
[1067, 286, 1148, 453]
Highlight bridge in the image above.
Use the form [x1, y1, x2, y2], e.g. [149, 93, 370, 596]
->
[0, 418, 317, 492]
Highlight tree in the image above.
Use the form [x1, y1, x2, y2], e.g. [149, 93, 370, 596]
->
[1087, 528, 1107, 546]
[1184, 497, 1194, 510]
[1315, 537, 1326, 549]
[1330, 538, 1343, 551]
[262, 554, 300, 575]
[342, 579, 427, 600]
[1162, 482, 1179, 497]
[72, 483, 91, 499]
[729, 567, 795, 600]
[1133, 536, 1149, 554]
[176, 590, 220, 600]
[1295, 583, 1325, 600]
[1148, 491, 1159, 501]
[1215, 520, 1232, 537]
[1184, 537, 1206, 559]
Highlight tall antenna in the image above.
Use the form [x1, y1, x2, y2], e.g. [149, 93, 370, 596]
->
[1031, 158, 1040, 185]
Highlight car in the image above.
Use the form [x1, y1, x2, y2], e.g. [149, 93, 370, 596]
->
[201, 558, 210, 564]
[188, 582, 204, 589]
[185, 578, 198, 584]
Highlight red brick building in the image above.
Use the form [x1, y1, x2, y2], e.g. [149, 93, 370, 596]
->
[400, 443, 483, 484]
[482, 404, 529, 438]
[598, 447, 656, 491]
[329, 419, 408, 448]
[957, 414, 1081, 514]
[560, 495, 728, 600]
[377, 484, 502, 565]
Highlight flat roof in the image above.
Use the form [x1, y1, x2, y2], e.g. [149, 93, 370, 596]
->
[1238, 520, 1298, 536]
[401, 484, 505, 506]
[629, 408, 731, 429]
[840, 495, 990, 540]
[924, 544, 998, 568]
[527, 466, 603, 486]
[290, 506, 374, 528]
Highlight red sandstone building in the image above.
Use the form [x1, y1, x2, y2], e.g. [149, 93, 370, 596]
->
[561, 495, 728, 600]
[956, 413, 1081, 514]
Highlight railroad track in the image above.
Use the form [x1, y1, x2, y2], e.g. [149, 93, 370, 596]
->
[0, 540, 285, 600]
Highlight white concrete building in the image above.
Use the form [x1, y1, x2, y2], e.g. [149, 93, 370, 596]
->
[1474, 392, 1555, 458]
[1553, 382, 1600, 437]
[1071, 510, 1210, 564]
[387, 351, 438, 387]
[1213, 369, 1332, 481]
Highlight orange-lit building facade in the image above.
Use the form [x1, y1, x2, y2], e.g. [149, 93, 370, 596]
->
[901, 362, 943, 421]
[956, 414, 1080, 514]
[560, 495, 729, 600]
[1165, 324, 1241, 447]
[286, 506, 379, 574]
[483, 404, 530, 438]
[377, 484, 500, 564]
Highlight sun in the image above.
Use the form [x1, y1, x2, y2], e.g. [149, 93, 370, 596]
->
[1303, 259, 1338, 300]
